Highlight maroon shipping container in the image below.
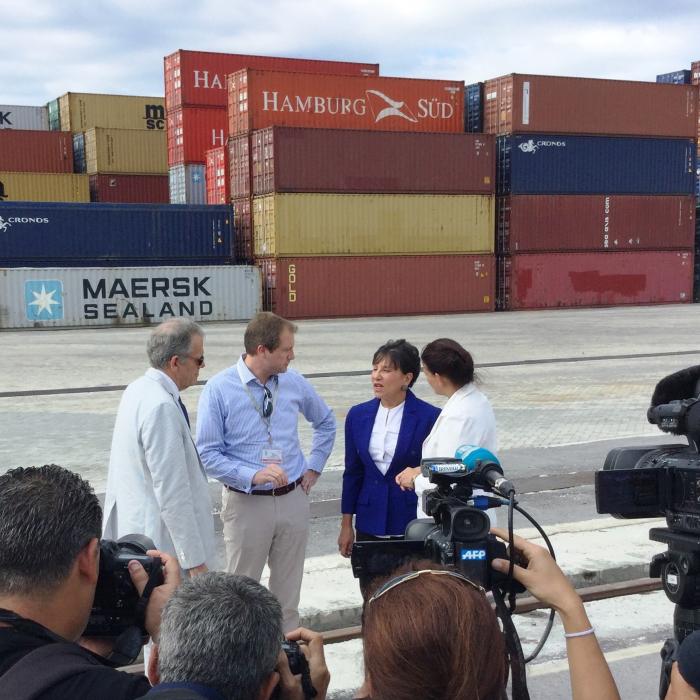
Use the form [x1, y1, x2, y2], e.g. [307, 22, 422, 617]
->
[0, 130, 73, 173]
[498, 195, 696, 253]
[89, 174, 169, 203]
[258, 254, 495, 319]
[250, 127, 495, 195]
[167, 106, 227, 166]
[483, 74, 698, 137]
[164, 49, 379, 110]
[229, 134, 251, 198]
[498, 250, 693, 310]
[205, 147, 229, 204]
[232, 197, 252, 263]
[692, 61, 700, 85]
[229, 69, 464, 136]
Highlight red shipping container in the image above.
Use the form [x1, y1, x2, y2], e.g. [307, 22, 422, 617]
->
[229, 134, 251, 198]
[89, 174, 169, 203]
[250, 127, 494, 195]
[205, 146, 229, 204]
[164, 49, 379, 109]
[498, 250, 693, 310]
[167, 106, 227, 166]
[483, 74, 698, 137]
[232, 197, 252, 263]
[228, 69, 464, 136]
[258, 254, 494, 319]
[498, 195, 696, 253]
[0, 130, 73, 173]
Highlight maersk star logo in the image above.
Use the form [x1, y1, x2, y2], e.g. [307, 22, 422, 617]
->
[25, 280, 64, 320]
[365, 90, 418, 123]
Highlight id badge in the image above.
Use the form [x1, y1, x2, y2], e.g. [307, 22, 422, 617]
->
[262, 447, 283, 467]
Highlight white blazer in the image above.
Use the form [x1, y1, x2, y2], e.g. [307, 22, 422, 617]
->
[102, 368, 217, 570]
[416, 382, 498, 519]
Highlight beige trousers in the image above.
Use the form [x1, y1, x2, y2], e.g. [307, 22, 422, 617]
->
[221, 485, 310, 631]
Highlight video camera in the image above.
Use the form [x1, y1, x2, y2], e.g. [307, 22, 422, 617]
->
[351, 446, 522, 593]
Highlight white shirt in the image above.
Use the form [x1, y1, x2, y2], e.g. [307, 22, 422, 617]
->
[368, 401, 405, 476]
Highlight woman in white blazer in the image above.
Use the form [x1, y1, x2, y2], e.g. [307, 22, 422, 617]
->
[395, 338, 497, 518]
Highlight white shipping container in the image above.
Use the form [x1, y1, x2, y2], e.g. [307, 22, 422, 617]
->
[0, 105, 49, 130]
[169, 164, 206, 204]
[0, 266, 261, 329]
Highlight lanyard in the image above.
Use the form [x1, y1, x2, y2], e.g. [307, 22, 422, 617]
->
[237, 364, 279, 443]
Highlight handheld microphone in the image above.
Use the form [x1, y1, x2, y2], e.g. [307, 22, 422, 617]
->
[420, 458, 468, 478]
[455, 445, 516, 498]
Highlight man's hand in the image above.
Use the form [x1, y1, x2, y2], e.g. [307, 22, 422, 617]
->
[338, 519, 354, 558]
[276, 627, 330, 700]
[301, 469, 319, 494]
[253, 465, 289, 488]
[128, 549, 182, 643]
[395, 466, 420, 491]
[187, 563, 208, 577]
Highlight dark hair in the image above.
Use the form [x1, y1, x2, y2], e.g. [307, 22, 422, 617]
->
[372, 339, 420, 388]
[158, 573, 282, 700]
[421, 338, 476, 388]
[0, 465, 102, 594]
[244, 312, 298, 354]
[363, 560, 506, 700]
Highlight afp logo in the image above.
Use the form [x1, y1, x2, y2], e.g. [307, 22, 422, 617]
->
[460, 549, 487, 561]
[143, 104, 165, 130]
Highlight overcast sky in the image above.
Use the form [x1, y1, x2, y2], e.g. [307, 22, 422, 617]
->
[2, 0, 699, 105]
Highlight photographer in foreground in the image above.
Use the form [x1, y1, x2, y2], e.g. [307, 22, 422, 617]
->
[360, 530, 621, 700]
[0, 464, 179, 699]
[143, 572, 330, 700]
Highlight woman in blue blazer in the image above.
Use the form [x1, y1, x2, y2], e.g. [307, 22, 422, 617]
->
[338, 339, 440, 558]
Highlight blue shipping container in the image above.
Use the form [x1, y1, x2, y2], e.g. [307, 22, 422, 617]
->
[464, 82, 484, 133]
[72, 132, 86, 174]
[656, 70, 692, 85]
[0, 202, 235, 267]
[498, 134, 696, 196]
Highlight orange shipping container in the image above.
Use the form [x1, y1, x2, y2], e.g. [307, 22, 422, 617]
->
[205, 146, 229, 204]
[483, 74, 697, 137]
[228, 69, 464, 135]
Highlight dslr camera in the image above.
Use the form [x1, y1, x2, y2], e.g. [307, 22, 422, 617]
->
[85, 534, 164, 637]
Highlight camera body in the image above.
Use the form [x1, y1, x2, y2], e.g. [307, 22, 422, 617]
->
[85, 534, 164, 637]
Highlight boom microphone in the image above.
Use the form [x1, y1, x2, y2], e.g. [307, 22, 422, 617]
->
[651, 365, 700, 407]
[455, 445, 516, 498]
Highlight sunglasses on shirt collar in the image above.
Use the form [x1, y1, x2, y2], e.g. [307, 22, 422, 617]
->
[262, 385, 273, 418]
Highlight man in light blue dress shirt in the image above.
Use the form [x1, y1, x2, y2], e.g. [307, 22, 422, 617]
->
[196, 312, 336, 630]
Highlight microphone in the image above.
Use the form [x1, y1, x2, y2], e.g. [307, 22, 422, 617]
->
[651, 365, 700, 407]
[455, 445, 516, 498]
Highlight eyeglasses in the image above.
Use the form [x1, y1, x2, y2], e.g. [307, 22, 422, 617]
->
[182, 354, 205, 367]
[262, 386, 273, 418]
[368, 569, 485, 604]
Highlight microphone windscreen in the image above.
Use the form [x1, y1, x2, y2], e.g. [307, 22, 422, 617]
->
[455, 445, 500, 471]
[651, 365, 700, 406]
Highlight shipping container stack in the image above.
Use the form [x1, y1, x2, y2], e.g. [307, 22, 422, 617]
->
[226, 68, 497, 318]
[0, 105, 90, 202]
[56, 92, 170, 203]
[480, 74, 697, 310]
[164, 50, 379, 204]
[691, 62, 700, 301]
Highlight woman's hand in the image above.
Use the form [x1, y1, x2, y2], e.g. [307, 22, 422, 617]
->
[395, 466, 421, 491]
[338, 516, 355, 558]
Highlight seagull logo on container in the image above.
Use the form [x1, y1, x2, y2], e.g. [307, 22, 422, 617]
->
[365, 90, 418, 123]
[25, 280, 64, 321]
[518, 140, 539, 153]
[0, 216, 10, 232]
[518, 138, 567, 154]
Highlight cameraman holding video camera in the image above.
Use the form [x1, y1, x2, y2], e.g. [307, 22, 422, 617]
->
[0, 464, 180, 699]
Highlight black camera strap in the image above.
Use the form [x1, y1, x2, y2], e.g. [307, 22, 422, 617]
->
[492, 589, 530, 700]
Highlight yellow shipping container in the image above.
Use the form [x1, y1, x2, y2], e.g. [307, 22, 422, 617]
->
[0, 172, 89, 202]
[84, 128, 167, 175]
[58, 92, 166, 132]
[252, 193, 495, 257]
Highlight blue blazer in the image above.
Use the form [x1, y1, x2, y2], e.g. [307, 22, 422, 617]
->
[341, 390, 440, 536]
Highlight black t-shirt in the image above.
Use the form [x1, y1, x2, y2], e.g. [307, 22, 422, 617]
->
[0, 627, 152, 699]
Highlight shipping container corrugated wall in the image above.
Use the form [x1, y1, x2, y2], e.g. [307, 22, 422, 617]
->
[0, 266, 261, 328]
[250, 127, 495, 195]
[259, 255, 494, 319]
[167, 106, 227, 166]
[84, 128, 167, 174]
[0, 105, 49, 131]
[498, 251, 693, 310]
[228, 69, 464, 135]
[232, 197, 253, 263]
[0, 131, 73, 173]
[205, 146, 229, 204]
[58, 93, 166, 131]
[169, 164, 206, 204]
[252, 193, 494, 257]
[0, 172, 89, 202]
[484, 74, 697, 137]
[0, 202, 233, 266]
[89, 174, 169, 203]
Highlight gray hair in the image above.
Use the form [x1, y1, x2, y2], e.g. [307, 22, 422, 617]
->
[157, 573, 283, 700]
[0, 465, 101, 595]
[147, 319, 203, 369]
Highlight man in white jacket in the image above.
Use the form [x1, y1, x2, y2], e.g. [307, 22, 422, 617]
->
[103, 318, 216, 575]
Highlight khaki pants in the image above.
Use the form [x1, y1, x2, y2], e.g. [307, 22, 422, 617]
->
[221, 485, 310, 631]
